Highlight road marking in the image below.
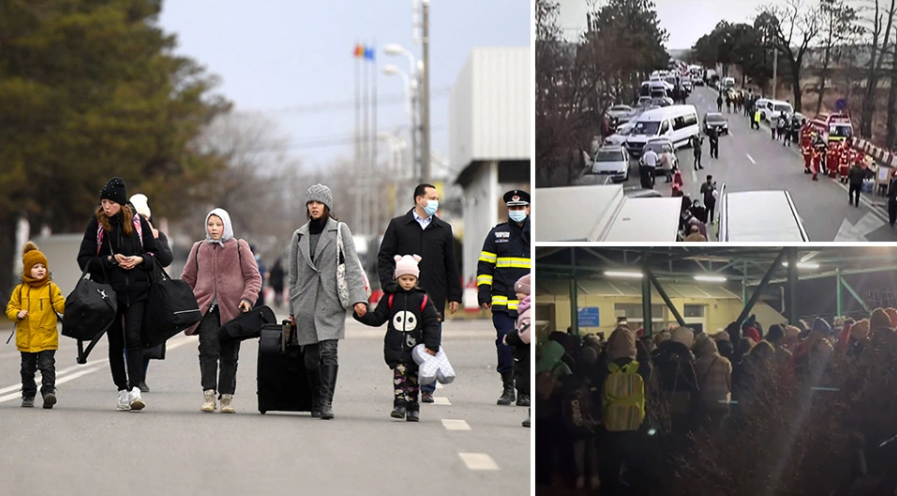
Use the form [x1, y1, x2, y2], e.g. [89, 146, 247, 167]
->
[433, 396, 452, 405]
[459, 453, 499, 471]
[835, 219, 869, 241]
[0, 364, 106, 404]
[435, 382, 444, 390]
[442, 419, 471, 431]
[746, 153, 756, 164]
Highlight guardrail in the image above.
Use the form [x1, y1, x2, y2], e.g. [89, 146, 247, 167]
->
[849, 136, 897, 169]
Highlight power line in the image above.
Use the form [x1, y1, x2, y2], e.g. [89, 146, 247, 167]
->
[259, 86, 452, 115]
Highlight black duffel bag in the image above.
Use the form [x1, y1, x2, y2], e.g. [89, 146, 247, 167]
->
[218, 305, 276, 343]
[62, 262, 118, 364]
[142, 257, 202, 349]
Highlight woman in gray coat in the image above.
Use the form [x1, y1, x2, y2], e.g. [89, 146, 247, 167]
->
[289, 184, 368, 420]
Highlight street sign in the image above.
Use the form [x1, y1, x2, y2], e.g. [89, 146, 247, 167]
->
[836, 99, 847, 111]
[578, 307, 600, 327]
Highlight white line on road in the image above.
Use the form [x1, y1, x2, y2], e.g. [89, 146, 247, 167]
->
[435, 382, 444, 390]
[459, 453, 500, 471]
[0, 364, 106, 404]
[442, 419, 471, 431]
[746, 153, 756, 164]
[433, 397, 452, 405]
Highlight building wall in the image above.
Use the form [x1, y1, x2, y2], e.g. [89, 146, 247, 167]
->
[461, 161, 499, 285]
[449, 47, 531, 170]
[536, 294, 785, 337]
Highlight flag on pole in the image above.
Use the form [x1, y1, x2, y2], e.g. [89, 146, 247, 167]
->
[364, 46, 375, 61]
[354, 44, 364, 58]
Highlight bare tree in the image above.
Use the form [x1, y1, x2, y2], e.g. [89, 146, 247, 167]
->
[758, 0, 824, 112]
[815, 0, 863, 115]
[857, 0, 897, 138]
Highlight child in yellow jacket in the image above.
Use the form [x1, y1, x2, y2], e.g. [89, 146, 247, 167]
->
[5, 241, 65, 408]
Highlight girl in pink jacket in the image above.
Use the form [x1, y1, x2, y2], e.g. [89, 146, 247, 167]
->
[181, 208, 261, 414]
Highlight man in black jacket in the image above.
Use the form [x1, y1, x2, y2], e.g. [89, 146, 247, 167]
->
[378, 184, 462, 403]
[848, 162, 865, 208]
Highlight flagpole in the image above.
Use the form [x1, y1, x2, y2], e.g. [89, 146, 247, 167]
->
[362, 45, 370, 236]
[371, 38, 378, 235]
[354, 43, 361, 230]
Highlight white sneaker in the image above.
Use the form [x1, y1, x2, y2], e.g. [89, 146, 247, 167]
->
[220, 394, 235, 414]
[201, 389, 216, 412]
[117, 390, 131, 411]
[129, 386, 145, 411]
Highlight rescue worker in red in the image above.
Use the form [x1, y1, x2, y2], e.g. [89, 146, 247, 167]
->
[827, 141, 841, 178]
[812, 140, 823, 181]
[802, 135, 813, 174]
[839, 140, 851, 183]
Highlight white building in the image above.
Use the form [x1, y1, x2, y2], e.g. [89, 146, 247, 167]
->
[449, 46, 531, 285]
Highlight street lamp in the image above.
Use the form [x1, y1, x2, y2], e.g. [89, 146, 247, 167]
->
[382, 65, 411, 115]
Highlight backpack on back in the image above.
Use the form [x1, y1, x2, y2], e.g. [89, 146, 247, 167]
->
[602, 360, 646, 432]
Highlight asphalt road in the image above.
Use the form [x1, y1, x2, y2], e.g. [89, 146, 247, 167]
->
[593, 86, 897, 241]
[0, 312, 529, 496]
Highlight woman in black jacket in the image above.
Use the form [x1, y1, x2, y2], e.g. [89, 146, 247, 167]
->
[77, 178, 158, 411]
[129, 194, 173, 393]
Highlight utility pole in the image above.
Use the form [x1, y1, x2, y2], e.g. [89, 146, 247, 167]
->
[420, 0, 431, 183]
[772, 47, 778, 100]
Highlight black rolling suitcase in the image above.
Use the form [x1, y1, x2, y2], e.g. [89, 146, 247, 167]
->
[257, 320, 313, 414]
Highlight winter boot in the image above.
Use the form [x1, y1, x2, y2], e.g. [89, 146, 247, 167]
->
[220, 394, 235, 413]
[496, 371, 516, 405]
[201, 389, 217, 412]
[307, 366, 323, 418]
[319, 364, 338, 420]
[42, 390, 57, 409]
[391, 398, 408, 419]
[21, 395, 34, 408]
[516, 391, 530, 407]
[406, 401, 420, 422]
[522, 408, 531, 428]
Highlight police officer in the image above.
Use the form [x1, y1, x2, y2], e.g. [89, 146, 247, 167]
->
[478, 190, 531, 407]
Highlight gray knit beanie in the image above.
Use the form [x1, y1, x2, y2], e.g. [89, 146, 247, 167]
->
[306, 184, 333, 211]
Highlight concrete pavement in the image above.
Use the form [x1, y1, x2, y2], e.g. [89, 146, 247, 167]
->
[607, 86, 897, 241]
[0, 313, 529, 496]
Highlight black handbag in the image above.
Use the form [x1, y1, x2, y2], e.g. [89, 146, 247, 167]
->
[218, 305, 276, 343]
[142, 257, 202, 349]
[62, 261, 118, 364]
[143, 342, 166, 360]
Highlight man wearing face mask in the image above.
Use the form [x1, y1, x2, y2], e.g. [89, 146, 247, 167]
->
[378, 184, 463, 403]
[478, 190, 531, 408]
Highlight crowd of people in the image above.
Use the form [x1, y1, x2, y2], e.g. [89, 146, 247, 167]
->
[536, 309, 897, 495]
[5, 177, 532, 428]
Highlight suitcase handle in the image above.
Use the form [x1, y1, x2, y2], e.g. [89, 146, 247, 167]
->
[280, 320, 298, 353]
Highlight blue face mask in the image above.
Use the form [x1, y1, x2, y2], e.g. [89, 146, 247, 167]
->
[509, 210, 527, 223]
[423, 200, 438, 216]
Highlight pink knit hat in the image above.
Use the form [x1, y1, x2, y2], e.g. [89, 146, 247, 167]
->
[514, 273, 531, 295]
[394, 254, 421, 279]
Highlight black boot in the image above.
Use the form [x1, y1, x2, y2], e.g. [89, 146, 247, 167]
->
[307, 366, 322, 418]
[496, 371, 516, 405]
[319, 364, 338, 420]
[406, 401, 420, 422]
[516, 391, 530, 407]
[391, 398, 407, 419]
[522, 408, 531, 428]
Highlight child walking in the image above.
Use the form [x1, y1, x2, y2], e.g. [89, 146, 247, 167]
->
[354, 255, 440, 422]
[5, 242, 65, 408]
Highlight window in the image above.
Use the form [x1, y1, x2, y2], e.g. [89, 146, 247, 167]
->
[673, 114, 697, 131]
[659, 121, 670, 135]
[684, 304, 705, 318]
[615, 303, 665, 320]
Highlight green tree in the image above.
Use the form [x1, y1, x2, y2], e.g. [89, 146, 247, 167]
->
[0, 0, 230, 292]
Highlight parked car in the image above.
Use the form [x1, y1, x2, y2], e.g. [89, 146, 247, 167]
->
[604, 121, 636, 147]
[636, 96, 653, 107]
[693, 78, 705, 86]
[607, 104, 633, 121]
[641, 137, 678, 175]
[761, 100, 793, 122]
[650, 96, 674, 107]
[589, 146, 631, 182]
[703, 112, 729, 135]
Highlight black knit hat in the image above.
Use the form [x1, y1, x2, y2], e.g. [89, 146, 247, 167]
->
[100, 177, 128, 205]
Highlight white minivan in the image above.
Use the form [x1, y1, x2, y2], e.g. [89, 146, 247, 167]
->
[624, 105, 700, 157]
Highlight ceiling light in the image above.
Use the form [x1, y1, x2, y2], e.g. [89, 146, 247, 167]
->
[694, 275, 727, 282]
[782, 262, 820, 269]
[604, 271, 643, 279]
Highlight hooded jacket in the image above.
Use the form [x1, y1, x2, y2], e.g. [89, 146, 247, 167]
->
[181, 209, 261, 335]
[354, 286, 440, 368]
[6, 282, 65, 353]
[76, 208, 159, 305]
[694, 336, 732, 411]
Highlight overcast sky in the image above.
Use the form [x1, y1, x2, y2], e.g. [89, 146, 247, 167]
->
[157, 0, 530, 172]
[557, 0, 786, 49]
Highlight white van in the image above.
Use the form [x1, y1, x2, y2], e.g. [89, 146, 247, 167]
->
[624, 105, 699, 156]
[717, 186, 809, 242]
[722, 77, 735, 89]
